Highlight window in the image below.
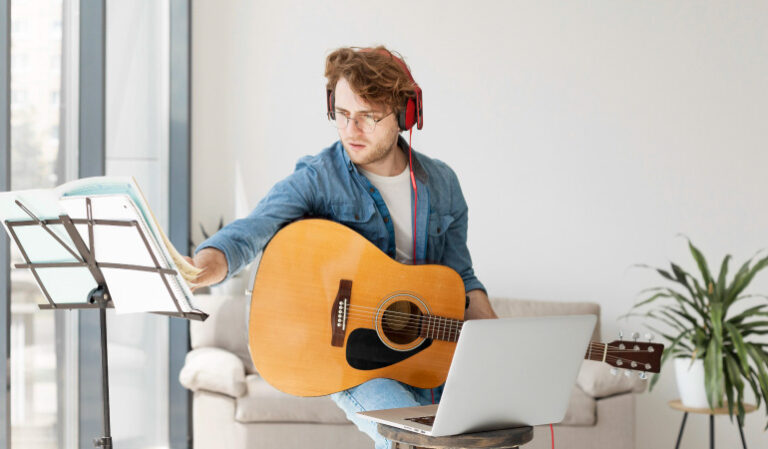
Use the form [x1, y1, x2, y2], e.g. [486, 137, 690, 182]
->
[9, 0, 77, 447]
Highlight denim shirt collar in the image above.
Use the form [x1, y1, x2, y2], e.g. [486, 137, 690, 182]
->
[339, 136, 429, 183]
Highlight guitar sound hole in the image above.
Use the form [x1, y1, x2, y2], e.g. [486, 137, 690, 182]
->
[382, 300, 422, 344]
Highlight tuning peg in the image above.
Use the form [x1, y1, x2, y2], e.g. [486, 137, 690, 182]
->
[610, 367, 618, 376]
[632, 332, 640, 342]
[638, 372, 648, 381]
[645, 333, 655, 342]
[624, 369, 632, 377]
[619, 330, 624, 341]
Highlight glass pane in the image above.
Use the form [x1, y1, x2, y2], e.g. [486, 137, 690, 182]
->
[10, 0, 74, 448]
[105, 0, 170, 447]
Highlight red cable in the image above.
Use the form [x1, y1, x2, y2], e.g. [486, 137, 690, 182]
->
[406, 127, 430, 404]
[550, 423, 554, 449]
[407, 127, 417, 263]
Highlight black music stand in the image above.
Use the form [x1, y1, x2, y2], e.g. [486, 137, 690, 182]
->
[4, 197, 207, 449]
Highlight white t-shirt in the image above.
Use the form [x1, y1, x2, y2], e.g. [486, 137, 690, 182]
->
[358, 165, 414, 264]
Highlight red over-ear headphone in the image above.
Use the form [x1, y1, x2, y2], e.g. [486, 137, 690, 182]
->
[326, 48, 423, 131]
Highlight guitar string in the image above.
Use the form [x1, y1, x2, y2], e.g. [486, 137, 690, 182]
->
[340, 313, 656, 354]
[340, 303, 660, 351]
[340, 310, 657, 353]
[338, 309, 660, 352]
[337, 315, 657, 366]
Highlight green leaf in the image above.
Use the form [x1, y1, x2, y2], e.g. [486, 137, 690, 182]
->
[724, 322, 750, 374]
[650, 329, 695, 391]
[650, 311, 688, 333]
[724, 353, 746, 423]
[686, 238, 713, 295]
[727, 253, 768, 306]
[710, 302, 724, 346]
[671, 263, 701, 301]
[726, 305, 766, 325]
[716, 255, 731, 303]
[664, 288, 709, 324]
[746, 344, 768, 411]
[631, 291, 672, 310]
[704, 338, 724, 408]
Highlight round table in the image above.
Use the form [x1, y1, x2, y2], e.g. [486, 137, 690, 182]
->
[668, 399, 757, 449]
[377, 423, 534, 449]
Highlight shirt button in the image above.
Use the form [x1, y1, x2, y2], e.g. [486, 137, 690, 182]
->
[369, 187, 375, 193]
[354, 214, 360, 220]
[383, 217, 389, 223]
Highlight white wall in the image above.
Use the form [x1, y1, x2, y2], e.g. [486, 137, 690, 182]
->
[192, 1, 768, 447]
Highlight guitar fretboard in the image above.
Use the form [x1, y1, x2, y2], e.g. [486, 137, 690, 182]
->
[419, 315, 463, 342]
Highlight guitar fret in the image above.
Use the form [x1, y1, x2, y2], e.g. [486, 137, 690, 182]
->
[430, 316, 435, 339]
[442, 317, 447, 341]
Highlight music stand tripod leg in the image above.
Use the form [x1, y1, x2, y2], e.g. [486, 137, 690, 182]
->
[90, 286, 113, 449]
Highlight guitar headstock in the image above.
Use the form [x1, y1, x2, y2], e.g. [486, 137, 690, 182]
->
[587, 332, 665, 380]
[603, 340, 664, 373]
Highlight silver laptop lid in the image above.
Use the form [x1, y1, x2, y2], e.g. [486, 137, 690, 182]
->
[430, 315, 596, 437]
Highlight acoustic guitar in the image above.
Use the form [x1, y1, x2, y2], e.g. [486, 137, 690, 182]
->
[248, 219, 663, 397]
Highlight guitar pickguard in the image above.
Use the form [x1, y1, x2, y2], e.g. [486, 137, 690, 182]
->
[346, 328, 432, 370]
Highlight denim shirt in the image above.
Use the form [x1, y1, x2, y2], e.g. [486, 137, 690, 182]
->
[197, 137, 485, 294]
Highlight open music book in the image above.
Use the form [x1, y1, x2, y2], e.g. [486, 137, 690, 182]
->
[0, 176, 202, 314]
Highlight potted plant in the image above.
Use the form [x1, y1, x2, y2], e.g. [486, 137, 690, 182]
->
[627, 239, 768, 426]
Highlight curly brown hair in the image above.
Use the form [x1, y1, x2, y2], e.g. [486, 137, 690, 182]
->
[325, 46, 417, 114]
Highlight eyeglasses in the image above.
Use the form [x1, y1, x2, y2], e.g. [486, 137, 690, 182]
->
[329, 111, 394, 133]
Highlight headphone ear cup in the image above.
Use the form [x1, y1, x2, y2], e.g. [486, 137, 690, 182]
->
[399, 97, 416, 131]
[326, 89, 335, 120]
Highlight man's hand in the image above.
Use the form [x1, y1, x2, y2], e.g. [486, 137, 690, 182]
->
[183, 248, 229, 292]
[464, 289, 498, 320]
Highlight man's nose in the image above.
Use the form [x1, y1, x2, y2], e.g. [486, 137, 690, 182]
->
[345, 118, 364, 136]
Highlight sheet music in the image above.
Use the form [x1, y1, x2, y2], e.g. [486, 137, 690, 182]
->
[0, 178, 199, 315]
[0, 190, 97, 304]
[59, 195, 190, 314]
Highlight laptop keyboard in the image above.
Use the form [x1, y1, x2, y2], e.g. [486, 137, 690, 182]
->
[405, 415, 436, 426]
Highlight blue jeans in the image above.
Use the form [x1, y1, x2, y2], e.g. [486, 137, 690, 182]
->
[331, 379, 444, 449]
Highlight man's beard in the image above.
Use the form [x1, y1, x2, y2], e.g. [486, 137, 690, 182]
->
[343, 127, 400, 166]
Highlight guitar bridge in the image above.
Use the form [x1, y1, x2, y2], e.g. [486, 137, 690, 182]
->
[331, 279, 352, 347]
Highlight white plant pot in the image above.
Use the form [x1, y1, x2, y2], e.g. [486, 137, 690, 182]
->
[674, 357, 712, 409]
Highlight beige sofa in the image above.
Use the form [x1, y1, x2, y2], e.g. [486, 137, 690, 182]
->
[180, 295, 645, 449]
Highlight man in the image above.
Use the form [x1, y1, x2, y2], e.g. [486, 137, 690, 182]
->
[188, 46, 496, 449]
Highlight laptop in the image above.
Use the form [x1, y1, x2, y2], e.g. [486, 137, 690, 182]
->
[357, 314, 597, 437]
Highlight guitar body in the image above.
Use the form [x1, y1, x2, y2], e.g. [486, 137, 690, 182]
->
[248, 219, 466, 397]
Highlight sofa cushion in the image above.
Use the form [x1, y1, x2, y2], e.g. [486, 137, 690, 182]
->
[490, 298, 601, 342]
[179, 347, 247, 398]
[576, 360, 647, 398]
[190, 294, 257, 374]
[560, 386, 596, 426]
[235, 375, 351, 424]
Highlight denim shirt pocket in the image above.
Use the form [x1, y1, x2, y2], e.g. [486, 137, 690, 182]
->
[426, 213, 455, 263]
[331, 202, 377, 235]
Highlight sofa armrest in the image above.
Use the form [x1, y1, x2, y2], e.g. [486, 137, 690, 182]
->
[179, 347, 247, 398]
[576, 360, 647, 398]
